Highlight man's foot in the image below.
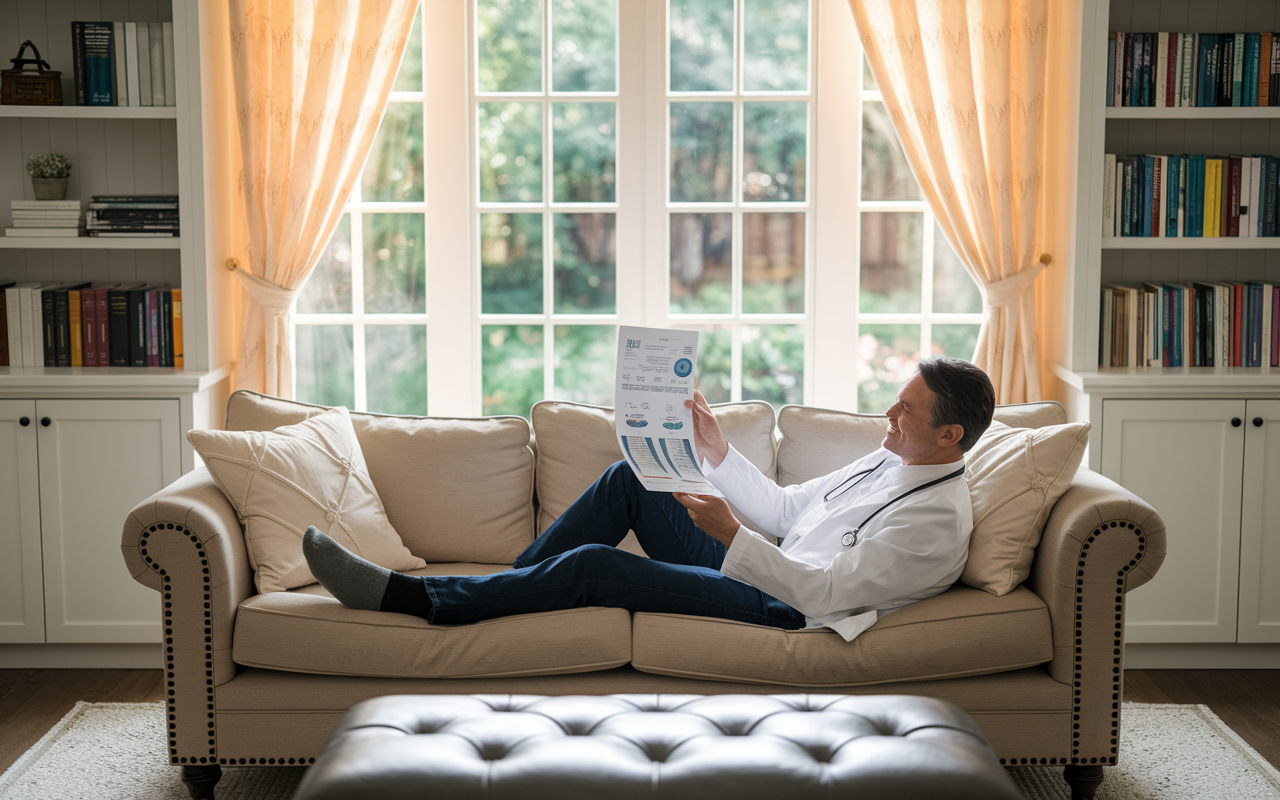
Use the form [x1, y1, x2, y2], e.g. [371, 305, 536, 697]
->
[302, 527, 391, 610]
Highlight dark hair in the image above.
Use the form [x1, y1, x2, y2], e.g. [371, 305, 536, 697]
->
[916, 356, 995, 452]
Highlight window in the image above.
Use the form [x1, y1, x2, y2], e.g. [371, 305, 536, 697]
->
[292, 1, 981, 417]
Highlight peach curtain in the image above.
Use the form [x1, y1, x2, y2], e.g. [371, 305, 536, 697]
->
[849, 0, 1054, 403]
[228, 0, 417, 398]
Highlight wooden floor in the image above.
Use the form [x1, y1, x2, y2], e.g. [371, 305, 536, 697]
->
[0, 669, 1277, 775]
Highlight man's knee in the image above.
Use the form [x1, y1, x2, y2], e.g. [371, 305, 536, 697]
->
[561, 543, 630, 577]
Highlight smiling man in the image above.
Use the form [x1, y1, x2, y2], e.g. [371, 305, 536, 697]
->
[303, 356, 995, 642]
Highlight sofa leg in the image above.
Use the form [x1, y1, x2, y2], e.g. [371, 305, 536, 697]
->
[181, 765, 223, 799]
[1062, 764, 1105, 799]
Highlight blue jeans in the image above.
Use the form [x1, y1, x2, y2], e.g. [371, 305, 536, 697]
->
[418, 461, 805, 629]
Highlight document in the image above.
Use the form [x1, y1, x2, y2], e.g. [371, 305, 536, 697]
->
[615, 326, 721, 495]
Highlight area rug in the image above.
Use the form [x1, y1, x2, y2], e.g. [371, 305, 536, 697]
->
[2, 702, 1278, 799]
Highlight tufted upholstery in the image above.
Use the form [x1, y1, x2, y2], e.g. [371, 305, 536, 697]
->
[292, 694, 1023, 800]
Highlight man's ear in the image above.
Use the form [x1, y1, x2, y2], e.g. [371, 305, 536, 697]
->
[938, 423, 964, 449]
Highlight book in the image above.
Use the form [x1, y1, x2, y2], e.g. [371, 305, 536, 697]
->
[125, 22, 140, 107]
[148, 22, 165, 107]
[81, 287, 96, 367]
[107, 285, 134, 366]
[172, 287, 183, 369]
[129, 285, 148, 366]
[113, 22, 128, 106]
[11, 200, 80, 210]
[1103, 153, 1116, 234]
[18, 286, 38, 367]
[1107, 34, 1116, 106]
[1141, 33, 1152, 106]
[158, 289, 172, 367]
[1156, 32, 1168, 107]
[4, 229, 81, 238]
[146, 287, 159, 367]
[162, 23, 176, 107]
[0, 282, 11, 367]
[86, 231, 179, 238]
[68, 289, 83, 367]
[71, 22, 85, 105]
[1227, 156, 1242, 237]
[96, 287, 110, 367]
[136, 22, 152, 107]
[81, 21, 115, 105]
[53, 285, 89, 367]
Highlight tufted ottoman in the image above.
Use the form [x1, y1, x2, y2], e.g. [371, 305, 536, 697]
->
[291, 694, 1023, 800]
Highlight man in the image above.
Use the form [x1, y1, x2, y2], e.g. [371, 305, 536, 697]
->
[303, 356, 995, 642]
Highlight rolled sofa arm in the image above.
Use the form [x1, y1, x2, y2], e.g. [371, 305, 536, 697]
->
[121, 467, 254, 766]
[1025, 466, 1167, 767]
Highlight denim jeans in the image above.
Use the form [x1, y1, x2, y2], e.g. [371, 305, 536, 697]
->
[418, 461, 805, 629]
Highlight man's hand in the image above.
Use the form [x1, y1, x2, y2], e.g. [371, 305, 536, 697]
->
[684, 390, 729, 468]
[673, 493, 740, 547]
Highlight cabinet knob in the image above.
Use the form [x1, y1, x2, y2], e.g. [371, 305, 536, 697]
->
[1255, 417, 1265, 427]
[1232, 417, 1242, 427]
[19, 416, 30, 426]
[40, 417, 51, 427]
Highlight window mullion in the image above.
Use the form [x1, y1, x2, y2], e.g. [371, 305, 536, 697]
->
[350, 209, 368, 411]
[921, 212, 935, 360]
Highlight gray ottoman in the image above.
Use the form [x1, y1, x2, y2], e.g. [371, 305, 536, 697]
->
[292, 694, 1022, 800]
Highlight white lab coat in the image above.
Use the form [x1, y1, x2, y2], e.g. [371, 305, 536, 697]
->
[706, 444, 973, 642]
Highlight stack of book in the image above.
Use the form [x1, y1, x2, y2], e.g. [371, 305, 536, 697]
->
[1107, 31, 1280, 108]
[71, 20, 176, 107]
[1, 282, 183, 368]
[5, 200, 83, 238]
[1102, 154, 1280, 238]
[86, 195, 179, 238]
[1099, 282, 1279, 368]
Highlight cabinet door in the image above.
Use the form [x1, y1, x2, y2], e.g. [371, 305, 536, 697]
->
[0, 400, 45, 643]
[1238, 399, 1280, 643]
[1101, 399, 1246, 643]
[36, 399, 181, 644]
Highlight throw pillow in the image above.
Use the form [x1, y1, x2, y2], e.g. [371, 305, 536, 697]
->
[187, 406, 425, 594]
[961, 418, 1091, 596]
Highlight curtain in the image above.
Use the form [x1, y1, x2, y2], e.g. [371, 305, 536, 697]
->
[849, 0, 1056, 403]
[227, 0, 418, 398]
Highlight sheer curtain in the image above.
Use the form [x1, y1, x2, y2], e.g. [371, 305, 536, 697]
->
[850, 0, 1068, 403]
[227, 0, 418, 398]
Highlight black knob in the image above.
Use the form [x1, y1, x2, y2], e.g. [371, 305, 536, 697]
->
[1255, 417, 1265, 427]
[19, 416, 29, 426]
[40, 417, 50, 427]
[1232, 418, 1242, 427]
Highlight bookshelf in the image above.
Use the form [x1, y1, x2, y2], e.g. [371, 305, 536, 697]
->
[1053, 0, 1280, 667]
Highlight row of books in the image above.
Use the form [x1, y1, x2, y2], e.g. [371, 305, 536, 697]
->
[4, 200, 81, 238]
[87, 195, 179, 237]
[1102, 154, 1280, 238]
[1099, 282, 1279, 368]
[72, 20, 176, 107]
[1106, 32, 1280, 107]
[0, 283, 183, 369]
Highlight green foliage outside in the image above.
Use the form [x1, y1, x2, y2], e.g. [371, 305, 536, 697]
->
[553, 325, 616, 405]
[553, 103, 616, 203]
[481, 213, 543, 314]
[551, 0, 617, 91]
[742, 325, 804, 409]
[743, 102, 807, 202]
[364, 214, 425, 313]
[554, 213, 615, 314]
[857, 323, 920, 414]
[669, 0, 734, 91]
[296, 325, 355, 409]
[366, 326, 428, 416]
[743, 0, 809, 91]
[477, 0, 542, 92]
[479, 102, 543, 202]
[482, 325, 544, 416]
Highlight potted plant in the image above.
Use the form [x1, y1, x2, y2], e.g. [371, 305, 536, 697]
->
[26, 153, 72, 201]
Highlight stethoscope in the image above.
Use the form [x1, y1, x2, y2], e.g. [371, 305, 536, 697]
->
[825, 459, 966, 547]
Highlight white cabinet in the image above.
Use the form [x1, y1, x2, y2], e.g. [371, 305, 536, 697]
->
[1101, 398, 1278, 645]
[0, 397, 180, 644]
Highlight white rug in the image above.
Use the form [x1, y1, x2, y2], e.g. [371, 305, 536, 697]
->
[1, 701, 1278, 799]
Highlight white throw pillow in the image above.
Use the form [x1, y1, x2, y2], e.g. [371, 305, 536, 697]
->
[187, 406, 425, 594]
[961, 419, 1091, 596]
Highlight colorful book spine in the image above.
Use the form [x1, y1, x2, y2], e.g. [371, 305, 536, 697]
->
[172, 288, 183, 369]
[81, 288, 97, 367]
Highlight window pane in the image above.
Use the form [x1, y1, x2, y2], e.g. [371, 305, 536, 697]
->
[933, 226, 982, 314]
[481, 212, 543, 314]
[553, 325, 615, 404]
[482, 325, 544, 416]
[858, 323, 920, 414]
[932, 324, 980, 361]
[477, 0, 542, 93]
[742, 212, 803, 313]
[554, 213, 615, 313]
[862, 55, 877, 91]
[552, 0, 617, 92]
[860, 101, 919, 201]
[670, 212, 732, 313]
[742, 324, 803, 409]
[299, 215, 351, 313]
[479, 102, 543, 202]
[669, 0, 734, 92]
[670, 102, 733, 202]
[742, 0, 808, 92]
[362, 103, 424, 203]
[553, 102, 616, 202]
[295, 325, 354, 409]
[366, 325, 428, 415]
[859, 211, 922, 313]
[393, 8, 422, 92]
[743, 101, 806, 202]
[364, 213, 425, 313]
[688, 324, 732, 403]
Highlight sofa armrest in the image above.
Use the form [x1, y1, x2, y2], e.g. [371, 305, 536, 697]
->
[121, 467, 254, 765]
[1025, 466, 1166, 766]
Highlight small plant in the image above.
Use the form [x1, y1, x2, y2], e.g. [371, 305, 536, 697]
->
[25, 153, 72, 179]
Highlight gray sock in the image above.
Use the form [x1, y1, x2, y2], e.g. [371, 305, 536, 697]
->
[302, 527, 391, 611]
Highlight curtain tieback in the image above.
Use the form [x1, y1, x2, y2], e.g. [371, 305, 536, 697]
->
[983, 262, 1047, 309]
[234, 267, 302, 397]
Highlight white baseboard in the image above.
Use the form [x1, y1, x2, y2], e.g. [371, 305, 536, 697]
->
[1125, 643, 1280, 669]
[0, 644, 163, 669]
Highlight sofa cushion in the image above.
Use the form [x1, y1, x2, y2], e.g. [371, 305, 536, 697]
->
[631, 585, 1050, 687]
[531, 400, 777, 540]
[233, 564, 632, 679]
[224, 390, 536, 565]
[188, 406, 425, 594]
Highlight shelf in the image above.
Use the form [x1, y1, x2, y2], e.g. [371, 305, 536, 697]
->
[1052, 362, 1279, 395]
[1102, 237, 1280, 249]
[1106, 107, 1280, 120]
[0, 236, 180, 249]
[0, 105, 177, 119]
[0, 365, 232, 394]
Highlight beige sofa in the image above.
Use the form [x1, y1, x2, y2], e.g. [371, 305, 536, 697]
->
[122, 390, 1165, 782]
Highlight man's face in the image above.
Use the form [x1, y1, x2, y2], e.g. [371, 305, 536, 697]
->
[883, 373, 948, 464]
